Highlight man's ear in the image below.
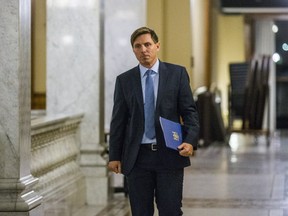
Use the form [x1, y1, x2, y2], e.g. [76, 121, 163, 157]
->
[156, 42, 160, 51]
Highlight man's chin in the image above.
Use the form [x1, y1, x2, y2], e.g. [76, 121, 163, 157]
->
[140, 59, 149, 64]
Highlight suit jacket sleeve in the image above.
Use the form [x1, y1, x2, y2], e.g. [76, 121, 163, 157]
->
[178, 68, 199, 149]
[109, 76, 128, 161]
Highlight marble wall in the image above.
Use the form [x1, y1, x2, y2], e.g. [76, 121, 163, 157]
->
[45, 0, 107, 205]
[104, 0, 146, 131]
[46, 0, 101, 145]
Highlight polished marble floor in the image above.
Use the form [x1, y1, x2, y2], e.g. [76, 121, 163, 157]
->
[74, 131, 288, 216]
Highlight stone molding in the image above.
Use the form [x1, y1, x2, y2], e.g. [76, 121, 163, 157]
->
[0, 175, 42, 212]
[30, 114, 86, 215]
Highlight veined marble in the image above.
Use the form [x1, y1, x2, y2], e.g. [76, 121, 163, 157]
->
[0, 0, 20, 152]
[46, 0, 109, 206]
[0, 0, 43, 214]
[104, 0, 146, 131]
[46, 0, 101, 144]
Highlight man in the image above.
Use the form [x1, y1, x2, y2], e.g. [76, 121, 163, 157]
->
[108, 27, 199, 216]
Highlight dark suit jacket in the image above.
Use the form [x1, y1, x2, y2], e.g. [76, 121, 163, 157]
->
[109, 61, 199, 175]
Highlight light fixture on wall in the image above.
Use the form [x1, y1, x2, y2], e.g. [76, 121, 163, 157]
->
[272, 53, 281, 63]
[272, 24, 278, 33]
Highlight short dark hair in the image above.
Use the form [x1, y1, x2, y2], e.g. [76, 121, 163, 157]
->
[130, 27, 159, 47]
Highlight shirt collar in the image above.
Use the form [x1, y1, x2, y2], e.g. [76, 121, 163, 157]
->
[139, 59, 159, 78]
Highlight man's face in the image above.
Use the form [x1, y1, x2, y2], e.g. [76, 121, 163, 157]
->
[132, 33, 160, 68]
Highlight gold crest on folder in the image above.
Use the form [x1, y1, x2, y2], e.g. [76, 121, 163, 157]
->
[172, 131, 179, 141]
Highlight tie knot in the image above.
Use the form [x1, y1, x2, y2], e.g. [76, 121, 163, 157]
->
[146, 70, 153, 76]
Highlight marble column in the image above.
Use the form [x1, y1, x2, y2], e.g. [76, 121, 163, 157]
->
[0, 0, 42, 215]
[45, 0, 107, 205]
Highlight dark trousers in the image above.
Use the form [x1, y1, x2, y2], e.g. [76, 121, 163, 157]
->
[126, 146, 184, 216]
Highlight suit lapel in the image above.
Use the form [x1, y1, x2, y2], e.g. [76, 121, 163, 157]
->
[131, 66, 144, 112]
[156, 62, 169, 110]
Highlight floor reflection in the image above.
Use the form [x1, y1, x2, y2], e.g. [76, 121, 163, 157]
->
[79, 131, 288, 216]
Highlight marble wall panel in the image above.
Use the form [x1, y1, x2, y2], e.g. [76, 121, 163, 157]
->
[46, 0, 101, 144]
[45, 0, 110, 205]
[104, 0, 146, 131]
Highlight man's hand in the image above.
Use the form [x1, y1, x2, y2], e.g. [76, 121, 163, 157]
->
[108, 161, 122, 174]
[178, 143, 194, 157]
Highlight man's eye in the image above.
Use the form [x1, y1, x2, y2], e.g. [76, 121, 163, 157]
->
[134, 44, 141, 49]
[145, 43, 152, 48]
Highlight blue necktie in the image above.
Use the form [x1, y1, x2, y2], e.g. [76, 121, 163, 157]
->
[144, 70, 155, 139]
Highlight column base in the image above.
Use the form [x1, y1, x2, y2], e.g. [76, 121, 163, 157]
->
[0, 175, 42, 214]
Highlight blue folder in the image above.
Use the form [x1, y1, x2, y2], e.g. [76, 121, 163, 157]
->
[159, 117, 183, 151]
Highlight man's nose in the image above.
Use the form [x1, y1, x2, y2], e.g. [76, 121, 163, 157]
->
[140, 45, 147, 52]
